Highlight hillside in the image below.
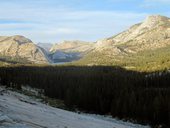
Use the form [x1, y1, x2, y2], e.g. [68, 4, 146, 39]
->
[75, 15, 170, 71]
[0, 35, 49, 64]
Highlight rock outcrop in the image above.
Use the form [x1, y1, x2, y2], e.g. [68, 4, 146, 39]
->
[0, 35, 49, 64]
[77, 15, 170, 66]
[94, 15, 170, 53]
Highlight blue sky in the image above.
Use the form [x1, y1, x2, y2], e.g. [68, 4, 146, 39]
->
[0, 0, 170, 43]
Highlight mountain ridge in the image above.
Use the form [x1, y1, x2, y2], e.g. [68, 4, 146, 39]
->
[95, 15, 170, 51]
[1, 15, 170, 69]
[75, 15, 170, 71]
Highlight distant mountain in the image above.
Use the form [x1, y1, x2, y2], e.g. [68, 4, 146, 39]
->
[94, 15, 170, 53]
[37, 43, 53, 52]
[76, 15, 170, 71]
[0, 35, 49, 64]
[1, 15, 170, 70]
[49, 40, 94, 63]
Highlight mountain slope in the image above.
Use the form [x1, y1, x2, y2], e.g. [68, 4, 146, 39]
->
[75, 15, 170, 71]
[0, 35, 49, 64]
[94, 15, 170, 53]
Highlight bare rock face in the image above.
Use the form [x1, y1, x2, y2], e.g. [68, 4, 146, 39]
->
[0, 35, 49, 64]
[95, 15, 170, 54]
[77, 15, 170, 66]
[142, 15, 170, 29]
[113, 15, 170, 43]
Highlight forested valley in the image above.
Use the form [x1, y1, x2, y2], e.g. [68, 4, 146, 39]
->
[0, 66, 170, 127]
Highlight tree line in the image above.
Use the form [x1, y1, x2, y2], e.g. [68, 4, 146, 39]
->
[0, 66, 170, 127]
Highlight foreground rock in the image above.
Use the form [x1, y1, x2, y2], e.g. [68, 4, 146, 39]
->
[0, 87, 150, 128]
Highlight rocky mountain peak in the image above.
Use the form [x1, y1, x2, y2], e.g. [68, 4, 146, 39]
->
[77, 15, 170, 66]
[142, 15, 170, 28]
[88, 14, 170, 59]
[11, 35, 33, 45]
[0, 35, 49, 64]
[112, 15, 170, 43]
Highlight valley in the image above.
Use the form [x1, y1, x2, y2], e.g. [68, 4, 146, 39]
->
[1, 14, 170, 128]
[1, 15, 170, 72]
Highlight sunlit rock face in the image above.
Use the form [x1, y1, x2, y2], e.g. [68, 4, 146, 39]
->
[0, 35, 49, 64]
[95, 15, 170, 54]
[76, 15, 170, 66]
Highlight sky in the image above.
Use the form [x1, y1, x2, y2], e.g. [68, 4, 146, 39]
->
[0, 0, 170, 43]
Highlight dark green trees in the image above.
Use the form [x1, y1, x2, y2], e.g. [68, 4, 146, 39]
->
[0, 66, 170, 127]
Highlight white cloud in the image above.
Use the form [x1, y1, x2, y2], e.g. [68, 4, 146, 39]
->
[0, 1, 148, 43]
